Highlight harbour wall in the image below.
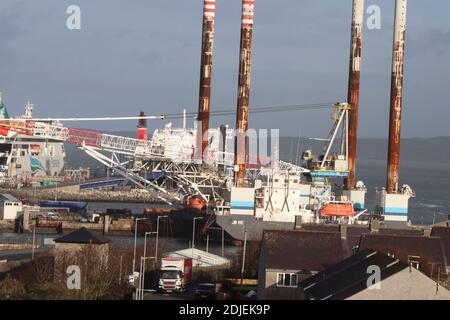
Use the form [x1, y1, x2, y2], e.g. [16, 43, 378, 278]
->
[0, 188, 165, 204]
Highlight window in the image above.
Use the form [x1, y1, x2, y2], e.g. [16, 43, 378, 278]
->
[276, 273, 298, 288]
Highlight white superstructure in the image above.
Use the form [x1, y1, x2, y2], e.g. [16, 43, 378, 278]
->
[0, 99, 66, 183]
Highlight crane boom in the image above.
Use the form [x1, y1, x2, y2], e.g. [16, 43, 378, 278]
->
[0, 119, 156, 157]
[3, 115, 165, 122]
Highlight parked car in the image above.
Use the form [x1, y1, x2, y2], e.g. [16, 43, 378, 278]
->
[193, 283, 216, 300]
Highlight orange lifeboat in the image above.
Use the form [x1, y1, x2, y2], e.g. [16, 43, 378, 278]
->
[183, 194, 206, 211]
[320, 202, 355, 217]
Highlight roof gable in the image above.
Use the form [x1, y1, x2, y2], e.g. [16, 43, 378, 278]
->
[300, 249, 407, 300]
[54, 227, 110, 244]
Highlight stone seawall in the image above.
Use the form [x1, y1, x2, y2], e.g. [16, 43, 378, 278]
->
[0, 188, 166, 204]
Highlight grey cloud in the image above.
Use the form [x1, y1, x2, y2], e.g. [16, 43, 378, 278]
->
[0, 0, 448, 138]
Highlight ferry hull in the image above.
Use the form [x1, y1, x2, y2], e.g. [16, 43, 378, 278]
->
[215, 214, 295, 242]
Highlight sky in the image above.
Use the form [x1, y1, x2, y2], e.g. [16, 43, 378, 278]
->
[0, 0, 449, 138]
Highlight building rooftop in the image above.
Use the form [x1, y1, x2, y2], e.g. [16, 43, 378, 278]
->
[260, 227, 450, 278]
[167, 248, 231, 268]
[431, 226, 450, 239]
[260, 230, 360, 272]
[0, 193, 19, 202]
[358, 233, 449, 270]
[300, 223, 423, 237]
[300, 249, 407, 300]
[54, 227, 110, 244]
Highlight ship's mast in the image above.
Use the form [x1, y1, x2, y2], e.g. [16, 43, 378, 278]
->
[346, 0, 365, 190]
[197, 0, 217, 161]
[387, 0, 408, 193]
[234, 0, 255, 187]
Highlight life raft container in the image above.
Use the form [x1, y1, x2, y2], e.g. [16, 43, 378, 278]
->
[320, 202, 355, 217]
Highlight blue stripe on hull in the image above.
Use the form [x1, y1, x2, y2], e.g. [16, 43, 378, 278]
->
[230, 201, 254, 208]
[384, 207, 408, 215]
[231, 206, 254, 211]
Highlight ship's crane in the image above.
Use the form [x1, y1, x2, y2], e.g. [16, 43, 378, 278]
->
[0, 115, 196, 204]
[0, 101, 337, 206]
[0, 111, 242, 205]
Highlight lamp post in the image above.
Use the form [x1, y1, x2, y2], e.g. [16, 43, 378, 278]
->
[139, 231, 157, 301]
[143, 231, 156, 259]
[192, 217, 204, 249]
[240, 228, 248, 286]
[192, 217, 204, 267]
[155, 215, 168, 262]
[132, 217, 148, 274]
[31, 222, 36, 260]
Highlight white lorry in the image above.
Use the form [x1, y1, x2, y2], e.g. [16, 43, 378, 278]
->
[158, 257, 192, 293]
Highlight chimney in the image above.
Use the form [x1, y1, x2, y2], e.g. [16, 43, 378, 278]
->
[387, 0, 408, 193]
[234, 0, 255, 187]
[346, 0, 365, 190]
[197, 0, 217, 160]
[137, 111, 148, 141]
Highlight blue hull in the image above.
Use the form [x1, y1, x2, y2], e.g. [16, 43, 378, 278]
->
[39, 200, 88, 212]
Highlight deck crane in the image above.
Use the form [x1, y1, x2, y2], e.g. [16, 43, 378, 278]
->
[0, 101, 336, 207]
[0, 110, 239, 205]
[0, 113, 193, 204]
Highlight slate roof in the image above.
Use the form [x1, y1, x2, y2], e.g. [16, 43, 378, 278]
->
[0, 193, 19, 202]
[299, 249, 407, 300]
[54, 227, 110, 244]
[358, 234, 448, 268]
[260, 230, 359, 272]
[300, 223, 422, 237]
[260, 227, 450, 278]
[431, 226, 450, 239]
